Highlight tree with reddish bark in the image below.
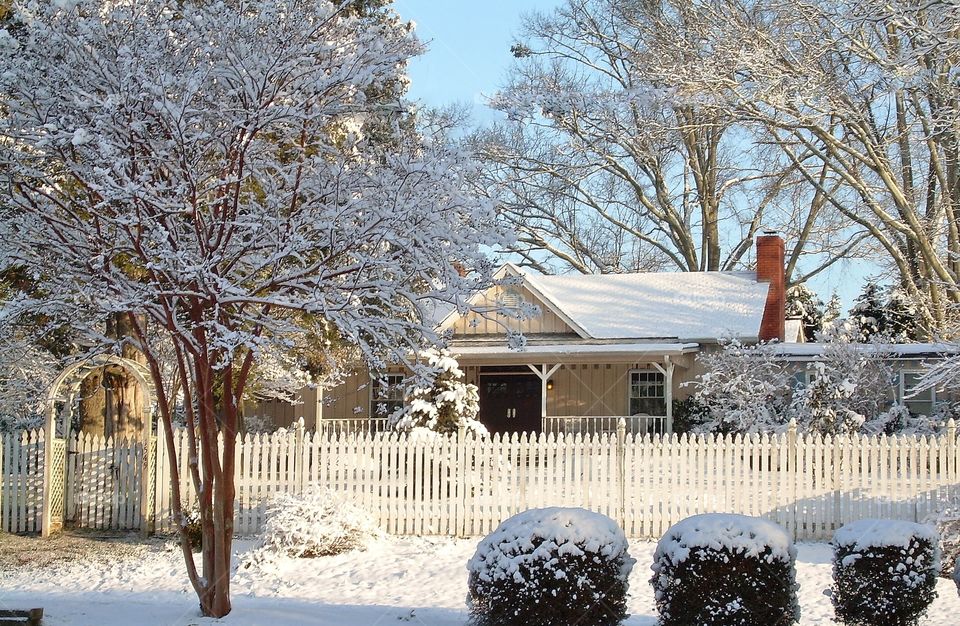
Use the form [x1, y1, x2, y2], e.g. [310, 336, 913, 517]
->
[0, 0, 497, 616]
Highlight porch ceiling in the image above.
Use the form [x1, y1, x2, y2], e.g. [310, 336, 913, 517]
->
[451, 342, 700, 365]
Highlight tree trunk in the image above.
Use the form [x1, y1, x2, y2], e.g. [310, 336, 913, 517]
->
[78, 312, 147, 438]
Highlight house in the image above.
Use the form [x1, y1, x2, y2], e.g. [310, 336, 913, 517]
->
[308, 233, 789, 435]
[248, 232, 958, 435]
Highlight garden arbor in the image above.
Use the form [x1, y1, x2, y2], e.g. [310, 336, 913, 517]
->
[40, 355, 156, 537]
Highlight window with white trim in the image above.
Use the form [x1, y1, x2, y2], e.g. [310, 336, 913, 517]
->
[629, 370, 665, 416]
[896, 370, 936, 417]
[370, 374, 405, 418]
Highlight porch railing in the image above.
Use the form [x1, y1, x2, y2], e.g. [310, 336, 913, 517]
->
[542, 415, 668, 436]
[316, 415, 669, 436]
[319, 417, 389, 436]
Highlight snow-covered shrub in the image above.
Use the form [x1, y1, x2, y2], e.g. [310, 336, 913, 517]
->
[466, 507, 634, 626]
[651, 513, 800, 626]
[789, 324, 897, 435]
[865, 403, 944, 436]
[689, 338, 793, 433]
[182, 508, 203, 551]
[390, 348, 487, 437]
[831, 519, 939, 626]
[256, 487, 381, 559]
[923, 503, 960, 579]
[671, 396, 710, 434]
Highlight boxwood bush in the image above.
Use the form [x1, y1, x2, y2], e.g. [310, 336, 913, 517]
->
[650, 513, 800, 626]
[466, 507, 635, 626]
[832, 519, 939, 626]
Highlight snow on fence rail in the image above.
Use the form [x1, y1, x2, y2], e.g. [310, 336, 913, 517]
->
[3, 421, 959, 539]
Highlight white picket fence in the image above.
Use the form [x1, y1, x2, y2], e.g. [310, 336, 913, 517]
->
[3, 422, 960, 540]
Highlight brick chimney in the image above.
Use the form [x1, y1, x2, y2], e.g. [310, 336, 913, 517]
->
[756, 231, 785, 342]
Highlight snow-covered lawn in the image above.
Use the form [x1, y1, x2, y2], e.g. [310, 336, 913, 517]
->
[0, 533, 957, 625]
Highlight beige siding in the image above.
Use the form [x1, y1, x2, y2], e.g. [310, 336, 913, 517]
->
[543, 361, 692, 416]
[323, 369, 373, 420]
[243, 386, 320, 430]
[450, 285, 575, 336]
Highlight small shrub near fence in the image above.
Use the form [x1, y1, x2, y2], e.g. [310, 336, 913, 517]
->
[650, 513, 800, 626]
[831, 519, 939, 626]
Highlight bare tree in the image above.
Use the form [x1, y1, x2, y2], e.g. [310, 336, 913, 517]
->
[474, 0, 862, 280]
[668, 0, 960, 331]
[0, 0, 497, 616]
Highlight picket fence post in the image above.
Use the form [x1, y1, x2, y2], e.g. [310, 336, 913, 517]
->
[294, 418, 305, 495]
[948, 419, 957, 486]
[787, 418, 798, 539]
[616, 418, 626, 530]
[459, 423, 470, 538]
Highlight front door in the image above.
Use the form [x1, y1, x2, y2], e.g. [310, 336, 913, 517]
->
[478, 374, 542, 434]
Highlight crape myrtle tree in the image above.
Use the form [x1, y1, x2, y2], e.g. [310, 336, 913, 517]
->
[0, 0, 499, 617]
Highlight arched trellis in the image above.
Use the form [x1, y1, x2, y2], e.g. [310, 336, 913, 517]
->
[41, 355, 157, 537]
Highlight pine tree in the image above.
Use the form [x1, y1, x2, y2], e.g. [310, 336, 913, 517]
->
[850, 282, 887, 341]
[389, 349, 487, 436]
[786, 284, 826, 342]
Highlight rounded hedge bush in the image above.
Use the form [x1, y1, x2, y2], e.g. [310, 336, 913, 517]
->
[832, 519, 939, 626]
[466, 507, 635, 626]
[651, 513, 800, 626]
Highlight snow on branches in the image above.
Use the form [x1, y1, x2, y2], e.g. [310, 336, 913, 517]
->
[388, 348, 487, 437]
[689, 338, 793, 434]
[0, 335, 58, 433]
[689, 326, 939, 436]
[0, 0, 498, 616]
[0, 0, 498, 371]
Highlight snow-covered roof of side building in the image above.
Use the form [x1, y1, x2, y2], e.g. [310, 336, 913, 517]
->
[772, 342, 960, 359]
[520, 268, 770, 342]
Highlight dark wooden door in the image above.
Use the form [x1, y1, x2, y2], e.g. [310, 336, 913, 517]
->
[478, 374, 542, 434]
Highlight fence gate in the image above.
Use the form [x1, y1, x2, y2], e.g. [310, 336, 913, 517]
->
[66, 433, 145, 530]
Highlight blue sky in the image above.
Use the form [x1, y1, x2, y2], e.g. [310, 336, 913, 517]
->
[393, 0, 873, 310]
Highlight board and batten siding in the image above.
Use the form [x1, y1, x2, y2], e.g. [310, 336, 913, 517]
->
[449, 284, 575, 336]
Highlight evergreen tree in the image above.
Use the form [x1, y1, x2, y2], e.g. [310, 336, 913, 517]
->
[850, 282, 925, 342]
[786, 284, 825, 342]
[850, 282, 887, 341]
[389, 349, 487, 436]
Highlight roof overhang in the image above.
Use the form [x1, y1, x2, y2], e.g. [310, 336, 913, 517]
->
[451, 342, 700, 365]
[771, 342, 960, 362]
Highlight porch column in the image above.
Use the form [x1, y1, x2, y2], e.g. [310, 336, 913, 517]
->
[652, 356, 676, 434]
[527, 363, 562, 430]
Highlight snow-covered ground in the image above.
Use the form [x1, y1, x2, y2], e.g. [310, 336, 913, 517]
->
[0, 533, 957, 625]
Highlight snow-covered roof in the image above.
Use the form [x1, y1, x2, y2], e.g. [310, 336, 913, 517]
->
[453, 342, 699, 361]
[521, 269, 770, 341]
[772, 342, 960, 359]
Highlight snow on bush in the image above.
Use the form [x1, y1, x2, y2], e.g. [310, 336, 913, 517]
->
[254, 487, 381, 560]
[689, 338, 792, 433]
[923, 504, 960, 579]
[389, 348, 487, 437]
[831, 519, 939, 626]
[466, 507, 634, 626]
[651, 513, 800, 626]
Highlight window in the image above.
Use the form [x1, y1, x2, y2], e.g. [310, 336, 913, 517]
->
[790, 369, 811, 391]
[896, 370, 936, 417]
[629, 370, 665, 416]
[370, 374, 405, 418]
